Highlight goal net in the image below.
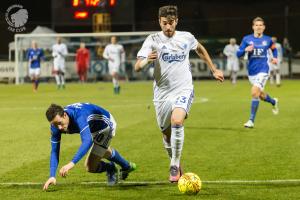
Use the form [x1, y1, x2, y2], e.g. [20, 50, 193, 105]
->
[13, 32, 156, 84]
[13, 31, 259, 84]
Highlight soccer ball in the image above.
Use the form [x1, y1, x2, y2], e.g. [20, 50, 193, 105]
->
[178, 172, 202, 195]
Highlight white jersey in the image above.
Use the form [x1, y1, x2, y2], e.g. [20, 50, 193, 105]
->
[275, 43, 283, 62]
[137, 31, 198, 101]
[103, 44, 125, 68]
[223, 44, 239, 61]
[268, 42, 283, 70]
[52, 43, 68, 62]
[223, 44, 239, 71]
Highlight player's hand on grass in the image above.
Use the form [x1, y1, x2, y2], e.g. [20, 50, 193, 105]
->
[59, 162, 75, 177]
[213, 69, 224, 82]
[43, 177, 56, 191]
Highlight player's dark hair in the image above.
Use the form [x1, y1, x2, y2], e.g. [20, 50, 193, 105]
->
[158, 5, 178, 19]
[252, 17, 264, 25]
[46, 104, 64, 122]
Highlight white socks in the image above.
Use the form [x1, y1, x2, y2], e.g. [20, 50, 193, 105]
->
[112, 77, 119, 87]
[170, 125, 184, 167]
[55, 74, 60, 85]
[162, 138, 172, 160]
[276, 73, 281, 85]
[60, 75, 65, 85]
[231, 72, 237, 84]
[55, 74, 65, 86]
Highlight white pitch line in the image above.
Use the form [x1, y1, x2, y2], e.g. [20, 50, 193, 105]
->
[193, 97, 209, 104]
[1, 179, 300, 186]
[203, 179, 300, 184]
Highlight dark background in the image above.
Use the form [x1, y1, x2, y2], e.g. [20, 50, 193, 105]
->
[1, 0, 299, 59]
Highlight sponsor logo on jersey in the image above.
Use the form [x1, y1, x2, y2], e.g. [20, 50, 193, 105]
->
[161, 53, 186, 63]
[252, 48, 265, 57]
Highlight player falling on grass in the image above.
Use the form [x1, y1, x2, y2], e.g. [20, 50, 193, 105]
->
[52, 37, 68, 90]
[134, 5, 224, 183]
[26, 40, 44, 92]
[237, 17, 279, 128]
[103, 36, 125, 94]
[223, 38, 240, 84]
[43, 103, 136, 190]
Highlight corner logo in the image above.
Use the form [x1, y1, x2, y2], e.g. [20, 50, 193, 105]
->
[5, 4, 28, 32]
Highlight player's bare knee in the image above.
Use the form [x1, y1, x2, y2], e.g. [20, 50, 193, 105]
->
[171, 116, 184, 126]
[251, 88, 260, 98]
[251, 92, 260, 98]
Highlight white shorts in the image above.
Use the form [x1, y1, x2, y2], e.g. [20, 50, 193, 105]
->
[108, 64, 120, 75]
[226, 60, 239, 71]
[53, 60, 65, 73]
[90, 114, 117, 157]
[29, 68, 40, 77]
[154, 89, 194, 131]
[248, 73, 269, 91]
[269, 62, 280, 71]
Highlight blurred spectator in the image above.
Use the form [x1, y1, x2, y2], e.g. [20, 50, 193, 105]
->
[76, 42, 90, 83]
[283, 37, 292, 57]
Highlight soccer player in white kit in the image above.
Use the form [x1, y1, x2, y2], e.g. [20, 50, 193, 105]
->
[134, 5, 224, 182]
[223, 38, 240, 84]
[52, 37, 68, 89]
[103, 36, 125, 94]
[268, 37, 283, 86]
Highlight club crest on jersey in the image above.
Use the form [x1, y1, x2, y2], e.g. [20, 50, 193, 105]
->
[161, 53, 186, 63]
[262, 41, 267, 46]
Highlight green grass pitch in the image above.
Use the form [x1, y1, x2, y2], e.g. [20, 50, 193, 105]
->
[0, 80, 299, 199]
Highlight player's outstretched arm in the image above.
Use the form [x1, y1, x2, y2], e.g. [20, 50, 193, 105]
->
[43, 177, 56, 191]
[195, 43, 224, 82]
[134, 50, 157, 72]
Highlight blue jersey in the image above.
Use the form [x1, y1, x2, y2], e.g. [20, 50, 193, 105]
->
[237, 34, 277, 76]
[49, 103, 112, 177]
[26, 48, 44, 69]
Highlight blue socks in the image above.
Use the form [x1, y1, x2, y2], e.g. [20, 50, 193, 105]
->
[94, 161, 115, 173]
[35, 80, 39, 89]
[250, 98, 260, 122]
[264, 94, 276, 106]
[107, 149, 130, 170]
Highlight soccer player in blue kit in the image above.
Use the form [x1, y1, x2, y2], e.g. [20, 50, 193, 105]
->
[237, 17, 279, 128]
[26, 41, 44, 92]
[43, 103, 136, 190]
